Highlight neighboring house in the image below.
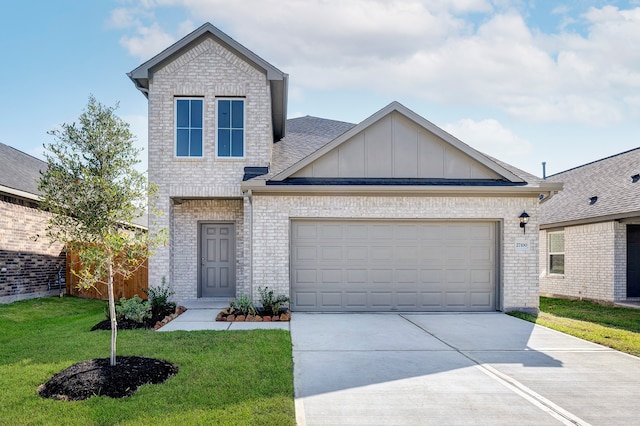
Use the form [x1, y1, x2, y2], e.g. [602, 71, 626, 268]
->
[0, 143, 65, 304]
[129, 22, 561, 312]
[540, 148, 640, 303]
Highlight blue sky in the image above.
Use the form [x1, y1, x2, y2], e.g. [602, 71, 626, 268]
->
[2, 0, 640, 177]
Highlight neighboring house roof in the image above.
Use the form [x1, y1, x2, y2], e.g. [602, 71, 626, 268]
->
[128, 22, 289, 141]
[540, 147, 640, 228]
[244, 102, 558, 196]
[0, 142, 46, 200]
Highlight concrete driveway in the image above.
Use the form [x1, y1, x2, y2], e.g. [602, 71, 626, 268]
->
[291, 313, 640, 425]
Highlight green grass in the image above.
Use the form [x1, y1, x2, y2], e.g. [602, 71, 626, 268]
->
[0, 296, 295, 426]
[510, 296, 640, 357]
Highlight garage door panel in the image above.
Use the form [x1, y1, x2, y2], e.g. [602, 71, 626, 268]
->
[320, 269, 341, 284]
[295, 224, 318, 239]
[320, 292, 342, 307]
[291, 220, 497, 312]
[320, 224, 342, 239]
[346, 246, 368, 261]
[397, 291, 419, 307]
[294, 269, 317, 284]
[421, 292, 444, 307]
[470, 292, 492, 308]
[372, 269, 393, 283]
[346, 269, 367, 284]
[371, 292, 393, 307]
[295, 292, 317, 307]
[445, 292, 467, 307]
[346, 292, 367, 307]
[371, 246, 393, 261]
[321, 246, 343, 262]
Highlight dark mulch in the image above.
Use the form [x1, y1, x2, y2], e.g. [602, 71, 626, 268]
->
[91, 306, 176, 331]
[38, 356, 179, 401]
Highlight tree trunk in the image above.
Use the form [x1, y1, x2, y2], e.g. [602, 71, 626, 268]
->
[107, 260, 117, 366]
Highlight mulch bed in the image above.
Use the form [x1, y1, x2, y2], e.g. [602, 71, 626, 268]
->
[38, 356, 178, 400]
[90, 306, 187, 331]
[216, 308, 291, 322]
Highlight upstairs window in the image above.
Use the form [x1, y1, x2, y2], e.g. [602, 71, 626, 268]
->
[176, 98, 203, 157]
[548, 231, 565, 275]
[217, 99, 244, 157]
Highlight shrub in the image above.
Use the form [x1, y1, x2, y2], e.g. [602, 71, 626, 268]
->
[231, 294, 256, 316]
[115, 295, 151, 324]
[258, 287, 290, 316]
[144, 277, 176, 319]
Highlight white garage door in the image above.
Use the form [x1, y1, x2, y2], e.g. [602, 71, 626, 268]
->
[290, 220, 498, 312]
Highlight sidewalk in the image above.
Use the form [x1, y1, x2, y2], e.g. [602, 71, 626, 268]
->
[157, 304, 290, 331]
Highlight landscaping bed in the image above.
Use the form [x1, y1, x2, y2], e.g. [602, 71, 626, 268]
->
[216, 308, 291, 322]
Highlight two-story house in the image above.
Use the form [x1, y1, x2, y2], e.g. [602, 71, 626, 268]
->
[129, 22, 561, 312]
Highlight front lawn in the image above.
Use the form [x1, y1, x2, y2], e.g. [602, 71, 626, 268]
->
[510, 297, 640, 357]
[0, 296, 295, 425]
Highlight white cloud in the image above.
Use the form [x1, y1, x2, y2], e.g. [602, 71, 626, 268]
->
[119, 23, 176, 60]
[112, 1, 640, 125]
[443, 118, 532, 166]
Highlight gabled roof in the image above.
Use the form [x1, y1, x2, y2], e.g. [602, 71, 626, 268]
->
[0, 142, 46, 200]
[272, 102, 526, 183]
[128, 22, 289, 140]
[243, 103, 560, 196]
[540, 147, 640, 228]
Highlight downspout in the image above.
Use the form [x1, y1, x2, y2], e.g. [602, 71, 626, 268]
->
[244, 190, 253, 300]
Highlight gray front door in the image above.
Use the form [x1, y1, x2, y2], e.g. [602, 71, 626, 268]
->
[199, 223, 235, 298]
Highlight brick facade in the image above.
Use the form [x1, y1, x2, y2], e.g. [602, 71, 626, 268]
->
[539, 221, 628, 302]
[146, 35, 273, 292]
[144, 28, 543, 312]
[249, 194, 540, 312]
[0, 196, 65, 303]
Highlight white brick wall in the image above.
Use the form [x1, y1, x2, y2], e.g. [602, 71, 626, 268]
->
[250, 194, 540, 312]
[539, 221, 628, 302]
[146, 36, 273, 291]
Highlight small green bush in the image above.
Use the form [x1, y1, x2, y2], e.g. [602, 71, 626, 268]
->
[231, 294, 256, 316]
[258, 287, 290, 316]
[144, 277, 176, 318]
[115, 295, 151, 324]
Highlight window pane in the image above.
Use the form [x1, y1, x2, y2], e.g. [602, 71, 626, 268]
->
[218, 129, 230, 156]
[549, 232, 564, 253]
[231, 100, 244, 129]
[218, 100, 230, 128]
[176, 129, 190, 156]
[191, 100, 203, 128]
[190, 129, 202, 156]
[231, 129, 243, 157]
[550, 254, 565, 274]
[176, 100, 190, 128]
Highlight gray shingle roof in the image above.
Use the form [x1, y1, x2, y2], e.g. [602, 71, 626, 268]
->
[0, 142, 46, 197]
[265, 116, 356, 180]
[540, 147, 640, 226]
[261, 115, 541, 185]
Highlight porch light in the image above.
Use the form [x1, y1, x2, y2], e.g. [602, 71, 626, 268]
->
[519, 211, 530, 234]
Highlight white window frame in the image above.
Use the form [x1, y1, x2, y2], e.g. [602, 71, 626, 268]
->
[548, 231, 565, 275]
[215, 97, 246, 159]
[175, 97, 204, 158]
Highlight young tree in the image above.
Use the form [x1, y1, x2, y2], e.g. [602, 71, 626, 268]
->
[39, 95, 166, 366]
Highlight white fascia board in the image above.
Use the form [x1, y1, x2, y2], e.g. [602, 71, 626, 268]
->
[0, 185, 40, 201]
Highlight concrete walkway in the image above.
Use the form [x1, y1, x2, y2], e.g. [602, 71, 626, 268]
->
[292, 313, 640, 425]
[157, 303, 290, 331]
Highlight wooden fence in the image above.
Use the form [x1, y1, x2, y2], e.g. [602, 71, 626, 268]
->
[66, 250, 149, 300]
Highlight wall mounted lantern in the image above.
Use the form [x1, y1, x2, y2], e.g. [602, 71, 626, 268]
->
[519, 211, 530, 234]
